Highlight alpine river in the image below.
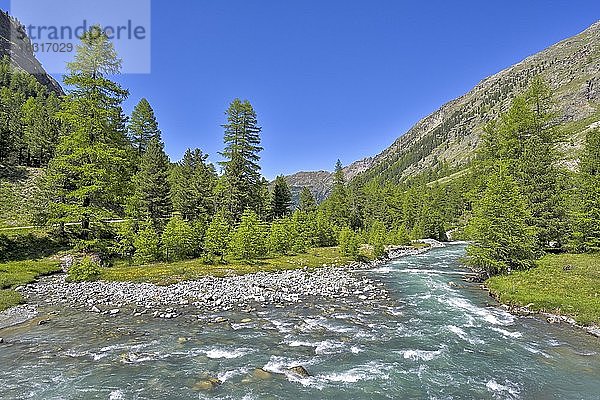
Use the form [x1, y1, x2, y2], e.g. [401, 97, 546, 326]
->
[1, 244, 599, 399]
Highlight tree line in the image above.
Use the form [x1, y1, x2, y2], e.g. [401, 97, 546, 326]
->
[2, 27, 598, 276]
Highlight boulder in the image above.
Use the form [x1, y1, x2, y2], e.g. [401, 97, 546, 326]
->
[252, 368, 272, 380]
[193, 377, 221, 391]
[288, 366, 311, 378]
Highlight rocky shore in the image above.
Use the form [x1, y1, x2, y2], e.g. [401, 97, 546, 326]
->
[0, 244, 434, 329]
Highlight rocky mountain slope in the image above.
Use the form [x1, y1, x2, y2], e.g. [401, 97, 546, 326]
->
[0, 11, 63, 94]
[287, 20, 600, 200]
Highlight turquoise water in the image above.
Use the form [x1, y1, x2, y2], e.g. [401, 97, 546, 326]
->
[1, 244, 599, 399]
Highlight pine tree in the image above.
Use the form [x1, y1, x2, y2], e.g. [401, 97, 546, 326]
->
[466, 165, 537, 277]
[271, 175, 292, 219]
[170, 148, 217, 222]
[203, 211, 230, 261]
[299, 187, 317, 212]
[44, 26, 131, 242]
[133, 221, 160, 264]
[128, 137, 172, 231]
[162, 215, 195, 261]
[217, 98, 263, 221]
[572, 128, 600, 252]
[129, 98, 161, 158]
[228, 209, 268, 260]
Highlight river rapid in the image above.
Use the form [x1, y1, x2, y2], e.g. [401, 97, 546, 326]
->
[1, 244, 599, 399]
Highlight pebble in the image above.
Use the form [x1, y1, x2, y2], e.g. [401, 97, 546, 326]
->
[20, 257, 398, 318]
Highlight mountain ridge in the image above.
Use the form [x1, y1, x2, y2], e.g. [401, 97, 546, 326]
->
[284, 20, 600, 200]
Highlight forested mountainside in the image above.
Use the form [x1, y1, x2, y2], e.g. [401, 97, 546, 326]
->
[289, 20, 600, 198]
[0, 11, 63, 95]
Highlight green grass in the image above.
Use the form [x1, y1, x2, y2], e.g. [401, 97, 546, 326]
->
[487, 253, 600, 326]
[0, 259, 62, 311]
[102, 246, 369, 285]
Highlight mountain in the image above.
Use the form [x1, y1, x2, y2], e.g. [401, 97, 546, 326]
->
[0, 11, 63, 95]
[285, 20, 600, 199]
[283, 157, 374, 203]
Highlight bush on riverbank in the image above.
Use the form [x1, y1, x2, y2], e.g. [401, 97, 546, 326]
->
[486, 253, 600, 325]
[67, 257, 101, 282]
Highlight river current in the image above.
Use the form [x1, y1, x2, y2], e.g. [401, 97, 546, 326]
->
[1, 244, 599, 399]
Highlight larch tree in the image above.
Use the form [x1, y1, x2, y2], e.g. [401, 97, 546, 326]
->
[44, 25, 132, 242]
[217, 98, 263, 221]
[572, 128, 600, 252]
[129, 98, 161, 159]
[466, 164, 537, 277]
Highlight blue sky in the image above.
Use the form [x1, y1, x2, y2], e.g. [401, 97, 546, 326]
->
[5, 1, 600, 179]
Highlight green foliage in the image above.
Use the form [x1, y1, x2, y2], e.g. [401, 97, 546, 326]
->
[0, 289, 23, 311]
[338, 227, 360, 259]
[203, 211, 230, 261]
[162, 215, 195, 261]
[480, 77, 568, 248]
[320, 159, 350, 228]
[269, 218, 293, 255]
[388, 225, 411, 246]
[314, 210, 337, 247]
[228, 210, 268, 260]
[368, 220, 387, 258]
[170, 148, 217, 222]
[44, 26, 132, 242]
[217, 98, 264, 221]
[271, 175, 292, 219]
[466, 166, 537, 277]
[67, 256, 101, 282]
[128, 137, 172, 231]
[133, 222, 160, 265]
[298, 187, 317, 212]
[129, 98, 161, 158]
[570, 128, 600, 252]
[112, 220, 136, 261]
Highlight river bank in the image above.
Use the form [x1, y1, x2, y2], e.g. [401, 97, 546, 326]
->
[485, 252, 600, 339]
[0, 245, 432, 330]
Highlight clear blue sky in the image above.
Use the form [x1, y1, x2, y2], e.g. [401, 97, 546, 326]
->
[5, 1, 600, 179]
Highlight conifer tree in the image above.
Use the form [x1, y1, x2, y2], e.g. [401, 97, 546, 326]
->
[133, 221, 160, 264]
[299, 187, 317, 212]
[170, 148, 217, 222]
[369, 220, 387, 258]
[322, 159, 350, 228]
[203, 211, 230, 261]
[466, 165, 537, 277]
[162, 215, 195, 261]
[572, 128, 600, 252]
[228, 209, 268, 260]
[269, 217, 293, 255]
[271, 175, 292, 219]
[338, 226, 360, 259]
[217, 98, 263, 221]
[129, 98, 161, 158]
[128, 137, 172, 231]
[44, 26, 131, 241]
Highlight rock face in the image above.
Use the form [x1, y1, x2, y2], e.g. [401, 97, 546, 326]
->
[274, 157, 374, 205]
[284, 20, 600, 193]
[0, 11, 63, 95]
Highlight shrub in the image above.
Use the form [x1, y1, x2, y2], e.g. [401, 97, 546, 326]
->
[338, 227, 360, 259]
[68, 257, 101, 282]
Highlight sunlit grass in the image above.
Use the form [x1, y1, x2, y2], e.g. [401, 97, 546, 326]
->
[487, 253, 600, 325]
[101, 247, 368, 285]
[0, 258, 62, 311]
